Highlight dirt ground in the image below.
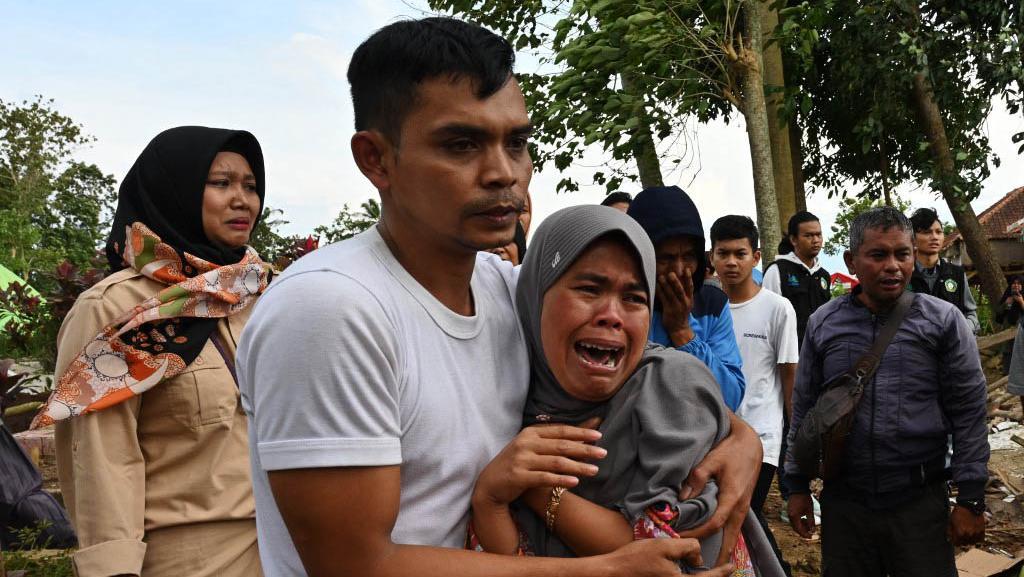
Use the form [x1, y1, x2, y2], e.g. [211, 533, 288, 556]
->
[763, 448, 1024, 577]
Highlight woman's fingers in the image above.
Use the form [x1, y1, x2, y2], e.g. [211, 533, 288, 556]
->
[531, 423, 603, 443]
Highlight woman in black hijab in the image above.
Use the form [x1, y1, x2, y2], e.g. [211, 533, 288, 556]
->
[38, 126, 270, 577]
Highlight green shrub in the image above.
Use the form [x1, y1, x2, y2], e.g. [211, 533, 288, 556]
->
[2, 523, 74, 577]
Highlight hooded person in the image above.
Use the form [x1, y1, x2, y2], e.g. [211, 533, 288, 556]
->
[626, 186, 746, 410]
[469, 205, 784, 576]
[35, 126, 271, 577]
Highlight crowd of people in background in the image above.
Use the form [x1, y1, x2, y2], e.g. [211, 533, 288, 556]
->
[11, 14, 1018, 577]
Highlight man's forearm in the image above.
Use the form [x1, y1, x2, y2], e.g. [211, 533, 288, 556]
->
[349, 541, 616, 577]
[779, 363, 797, 420]
[728, 412, 761, 461]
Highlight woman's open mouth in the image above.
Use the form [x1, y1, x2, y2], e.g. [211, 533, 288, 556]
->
[574, 340, 624, 370]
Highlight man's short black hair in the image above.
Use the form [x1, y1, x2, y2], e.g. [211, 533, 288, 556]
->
[347, 17, 516, 144]
[909, 207, 941, 233]
[710, 215, 759, 251]
[600, 191, 632, 207]
[787, 211, 820, 238]
[849, 207, 912, 253]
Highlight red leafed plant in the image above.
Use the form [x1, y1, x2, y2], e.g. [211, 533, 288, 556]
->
[0, 259, 105, 373]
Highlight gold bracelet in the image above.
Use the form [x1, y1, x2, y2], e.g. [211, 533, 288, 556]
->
[545, 486, 567, 532]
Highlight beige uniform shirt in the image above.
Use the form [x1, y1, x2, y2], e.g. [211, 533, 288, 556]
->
[54, 269, 256, 576]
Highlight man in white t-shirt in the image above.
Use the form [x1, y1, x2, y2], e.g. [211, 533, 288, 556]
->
[711, 215, 798, 576]
[237, 17, 757, 577]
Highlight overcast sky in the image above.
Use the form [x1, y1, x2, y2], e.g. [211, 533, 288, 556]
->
[3, 0, 1021, 274]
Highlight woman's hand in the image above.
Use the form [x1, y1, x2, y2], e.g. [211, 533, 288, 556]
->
[473, 424, 606, 507]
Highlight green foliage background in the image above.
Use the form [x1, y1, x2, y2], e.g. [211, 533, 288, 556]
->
[0, 97, 116, 292]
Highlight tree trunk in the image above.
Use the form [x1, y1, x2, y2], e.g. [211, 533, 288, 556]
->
[760, 1, 797, 227]
[879, 135, 893, 206]
[620, 72, 664, 189]
[910, 72, 1006, 306]
[740, 2, 782, 264]
[788, 120, 807, 211]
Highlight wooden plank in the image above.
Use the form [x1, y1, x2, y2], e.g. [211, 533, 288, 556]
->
[977, 327, 1018, 351]
[988, 376, 1009, 393]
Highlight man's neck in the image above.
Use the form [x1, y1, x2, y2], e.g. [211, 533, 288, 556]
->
[795, 251, 816, 269]
[855, 291, 896, 315]
[377, 219, 478, 316]
[917, 253, 940, 269]
[722, 276, 761, 304]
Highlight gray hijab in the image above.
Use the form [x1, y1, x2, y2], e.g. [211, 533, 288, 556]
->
[512, 205, 785, 576]
[516, 204, 657, 426]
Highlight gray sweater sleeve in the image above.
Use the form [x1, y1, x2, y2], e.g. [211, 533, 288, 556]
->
[961, 271, 980, 334]
[620, 355, 731, 526]
[939, 306, 990, 501]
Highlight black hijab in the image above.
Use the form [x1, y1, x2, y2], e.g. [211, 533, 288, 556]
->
[105, 126, 265, 272]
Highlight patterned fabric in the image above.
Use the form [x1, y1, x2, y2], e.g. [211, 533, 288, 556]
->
[633, 503, 755, 576]
[31, 222, 270, 428]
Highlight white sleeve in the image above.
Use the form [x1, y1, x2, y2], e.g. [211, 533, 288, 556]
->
[776, 300, 800, 364]
[237, 270, 404, 471]
[762, 264, 782, 294]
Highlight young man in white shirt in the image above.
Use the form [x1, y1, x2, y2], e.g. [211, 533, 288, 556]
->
[711, 215, 798, 576]
[237, 17, 758, 577]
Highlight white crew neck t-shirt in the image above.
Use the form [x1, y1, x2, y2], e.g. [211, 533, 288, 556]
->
[729, 288, 799, 466]
[237, 227, 529, 575]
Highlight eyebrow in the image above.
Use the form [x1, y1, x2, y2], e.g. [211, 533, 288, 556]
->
[572, 272, 646, 293]
[208, 170, 256, 180]
[432, 122, 534, 140]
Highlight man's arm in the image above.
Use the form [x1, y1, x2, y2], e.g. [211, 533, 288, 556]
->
[269, 466, 727, 577]
[676, 412, 760, 565]
[939, 308, 989, 544]
[960, 271, 981, 334]
[777, 300, 800, 421]
[779, 364, 797, 421]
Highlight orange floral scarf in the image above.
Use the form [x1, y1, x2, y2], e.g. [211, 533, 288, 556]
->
[32, 222, 270, 428]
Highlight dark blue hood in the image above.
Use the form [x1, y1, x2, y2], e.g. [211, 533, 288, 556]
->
[627, 185, 706, 293]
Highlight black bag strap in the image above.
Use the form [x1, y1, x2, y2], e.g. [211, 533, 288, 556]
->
[847, 291, 915, 387]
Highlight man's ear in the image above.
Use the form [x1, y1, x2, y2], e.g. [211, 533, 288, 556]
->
[843, 250, 856, 275]
[351, 130, 394, 192]
[753, 249, 761, 268]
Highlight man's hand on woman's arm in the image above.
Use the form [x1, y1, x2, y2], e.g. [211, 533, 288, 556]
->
[675, 412, 761, 564]
[269, 465, 730, 577]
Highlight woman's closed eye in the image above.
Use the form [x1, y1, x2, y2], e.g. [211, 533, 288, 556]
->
[573, 284, 600, 295]
[624, 292, 648, 306]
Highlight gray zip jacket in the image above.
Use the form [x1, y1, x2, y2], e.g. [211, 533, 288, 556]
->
[784, 289, 989, 503]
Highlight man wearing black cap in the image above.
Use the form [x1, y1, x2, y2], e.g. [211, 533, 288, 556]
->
[628, 186, 746, 410]
[600, 191, 632, 213]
